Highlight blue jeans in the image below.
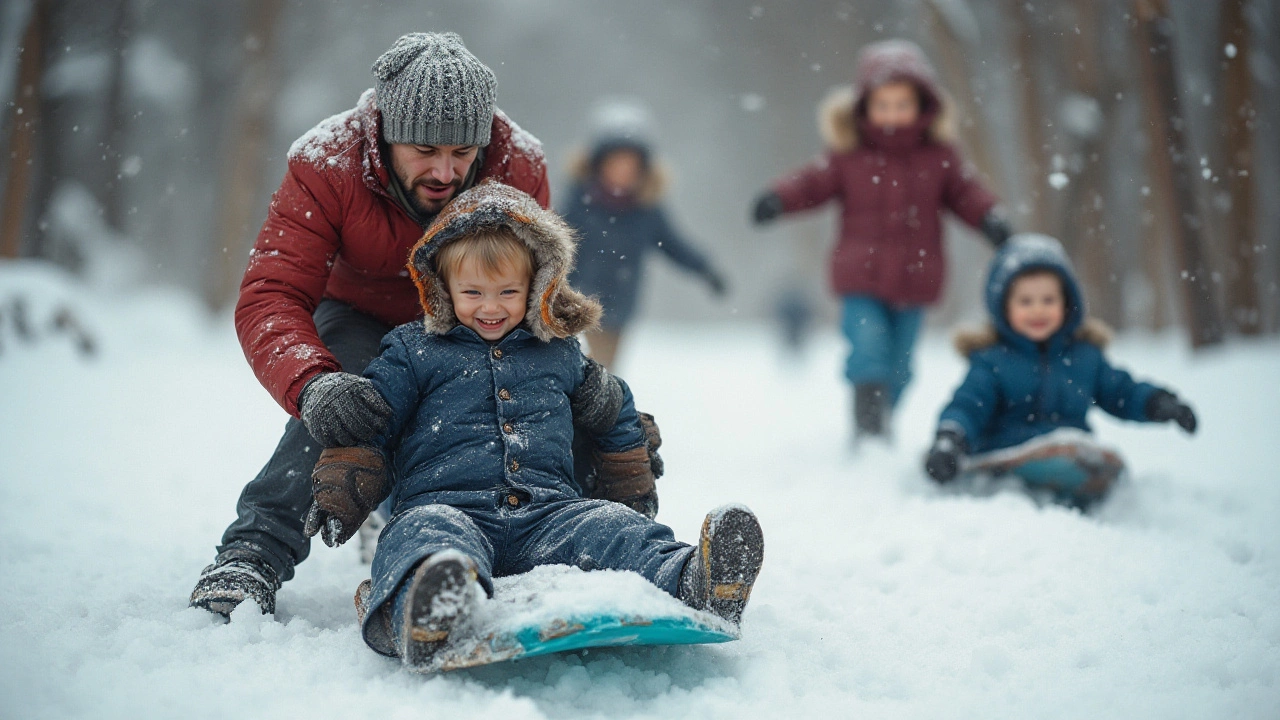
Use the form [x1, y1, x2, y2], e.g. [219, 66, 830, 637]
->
[839, 295, 923, 406]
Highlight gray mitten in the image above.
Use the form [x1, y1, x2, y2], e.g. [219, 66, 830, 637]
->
[299, 372, 393, 447]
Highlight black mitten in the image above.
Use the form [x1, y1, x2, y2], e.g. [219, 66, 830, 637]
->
[1145, 390, 1197, 434]
[752, 192, 784, 225]
[979, 211, 1012, 247]
[299, 372, 393, 447]
[704, 268, 728, 297]
[925, 429, 967, 483]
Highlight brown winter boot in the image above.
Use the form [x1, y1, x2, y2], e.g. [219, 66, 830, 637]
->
[399, 551, 479, 671]
[678, 505, 765, 626]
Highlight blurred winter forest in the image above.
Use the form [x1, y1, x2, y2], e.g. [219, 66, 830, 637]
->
[2, 0, 1278, 346]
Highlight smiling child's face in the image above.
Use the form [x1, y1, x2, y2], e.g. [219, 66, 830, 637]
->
[448, 257, 530, 342]
[865, 81, 921, 130]
[1006, 271, 1066, 343]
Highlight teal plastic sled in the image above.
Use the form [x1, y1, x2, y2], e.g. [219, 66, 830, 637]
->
[417, 566, 741, 673]
[431, 611, 737, 672]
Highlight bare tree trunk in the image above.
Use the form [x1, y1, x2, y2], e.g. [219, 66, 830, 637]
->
[208, 0, 286, 310]
[1, 0, 48, 259]
[98, 0, 133, 233]
[1060, 0, 1123, 327]
[1219, 0, 1262, 335]
[1009, 0, 1053, 234]
[924, 0, 1008, 199]
[1133, 0, 1224, 347]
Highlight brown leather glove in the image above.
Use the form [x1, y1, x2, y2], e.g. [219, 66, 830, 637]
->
[304, 446, 390, 547]
[592, 445, 658, 519]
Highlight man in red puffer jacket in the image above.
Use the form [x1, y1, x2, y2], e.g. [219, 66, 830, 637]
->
[189, 32, 552, 618]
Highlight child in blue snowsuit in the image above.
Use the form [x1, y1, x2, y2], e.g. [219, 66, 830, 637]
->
[297, 182, 764, 669]
[924, 234, 1198, 505]
[562, 117, 727, 371]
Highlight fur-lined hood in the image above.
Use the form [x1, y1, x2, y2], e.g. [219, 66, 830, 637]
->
[953, 317, 1114, 356]
[819, 39, 956, 153]
[565, 143, 669, 206]
[961, 233, 1092, 356]
[408, 181, 602, 340]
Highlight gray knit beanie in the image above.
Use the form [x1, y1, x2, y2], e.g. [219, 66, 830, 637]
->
[372, 32, 497, 147]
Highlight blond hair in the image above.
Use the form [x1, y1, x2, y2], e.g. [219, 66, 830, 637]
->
[435, 227, 533, 285]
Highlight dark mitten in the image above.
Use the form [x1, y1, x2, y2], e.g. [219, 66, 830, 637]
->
[703, 269, 728, 297]
[304, 446, 390, 547]
[752, 192, 785, 225]
[925, 429, 967, 483]
[979, 211, 1012, 247]
[637, 411, 664, 479]
[592, 446, 658, 519]
[1145, 390, 1197, 434]
[570, 358, 625, 436]
[299, 371, 393, 447]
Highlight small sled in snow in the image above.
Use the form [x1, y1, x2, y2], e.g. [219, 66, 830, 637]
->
[428, 608, 737, 672]
[960, 429, 1126, 504]
[359, 564, 739, 674]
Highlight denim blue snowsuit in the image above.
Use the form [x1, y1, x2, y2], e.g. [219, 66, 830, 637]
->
[359, 321, 692, 652]
[939, 237, 1163, 455]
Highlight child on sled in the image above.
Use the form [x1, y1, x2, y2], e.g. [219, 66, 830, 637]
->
[924, 234, 1198, 506]
[297, 182, 764, 669]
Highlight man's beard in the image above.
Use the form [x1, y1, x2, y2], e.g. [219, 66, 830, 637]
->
[392, 159, 467, 218]
[405, 177, 462, 217]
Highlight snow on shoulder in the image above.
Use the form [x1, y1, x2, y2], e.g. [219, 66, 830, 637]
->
[287, 91, 370, 171]
[495, 107, 543, 161]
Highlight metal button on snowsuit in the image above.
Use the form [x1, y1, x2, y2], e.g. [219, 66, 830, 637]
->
[939, 236, 1165, 454]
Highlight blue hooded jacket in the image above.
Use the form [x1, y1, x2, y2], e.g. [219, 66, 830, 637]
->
[561, 136, 717, 330]
[938, 235, 1163, 454]
[365, 324, 644, 510]
[367, 181, 648, 510]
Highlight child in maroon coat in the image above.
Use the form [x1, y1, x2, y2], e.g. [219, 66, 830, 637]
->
[752, 39, 1010, 440]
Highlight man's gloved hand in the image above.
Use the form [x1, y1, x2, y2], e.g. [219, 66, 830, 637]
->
[298, 372, 393, 447]
[1145, 390, 1197, 434]
[592, 445, 659, 519]
[980, 211, 1012, 247]
[703, 269, 728, 297]
[925, 428, 967, 484]
[304, 446, 390, 547]
[752, 191, 785, 225]
[637, 411, 664, 479]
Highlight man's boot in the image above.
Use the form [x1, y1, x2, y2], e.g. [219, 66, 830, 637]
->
[399, 551, 479, 670]
[853, 383, 890, 439]
[189, 543, 282, 617]
[678, 505, 764, 626]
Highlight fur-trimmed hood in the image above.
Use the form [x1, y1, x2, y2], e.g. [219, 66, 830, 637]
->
[408, 181, 602, 340]
[819, 40, 956, 153]
[973, 233, 1090, 355]
[953, 317, 1114, 356]
[565, 141, 669, 207]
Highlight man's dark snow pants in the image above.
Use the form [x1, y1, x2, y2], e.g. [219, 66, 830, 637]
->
[218, 300, 391, 580]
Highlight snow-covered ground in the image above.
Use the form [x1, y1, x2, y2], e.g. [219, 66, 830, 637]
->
[2, 260, 1278, 719]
